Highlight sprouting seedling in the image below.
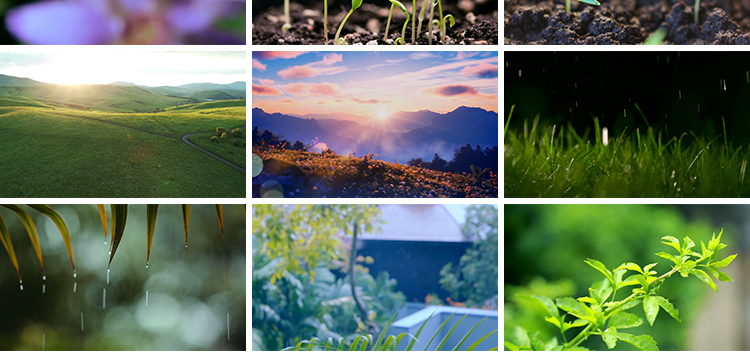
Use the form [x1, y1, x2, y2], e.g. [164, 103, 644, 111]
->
[565, 0, 600, 14]
[439, 14, 454, 42]
[282, 0, 292, 33]
[416, 0, 431, 40]
[411, 0, 416, 44]
[427, 0, 436, 45]
[436, 0, 445, 43]
[334, 0, 363, 45]
[385, 1, 395, 40]
[694, 0, 700, 25]
[324, 0, 328, 44]
[389, 0, 410, 45]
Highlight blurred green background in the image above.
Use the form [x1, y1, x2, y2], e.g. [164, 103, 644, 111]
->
[0, 204, 245, 350]
[504, 204, 744, 350]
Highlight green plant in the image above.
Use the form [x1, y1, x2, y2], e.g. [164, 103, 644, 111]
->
[565, 0, 600, 14]
[284, 309, 498, 351]
[387, 0, 410, 44]
[416, 0, 431, 41]
[217, 127, 227, 134]
[411, 0, 417, 44]
[469, 165, 491, 185]
[324, 0, 329, 44]
[221, 132, 228, 139]
[232, 127, 243, 137]
[644, 27, 667, 45]
[211, 135, 219, 142]
[694, 0, 700, 25]
[282, 0, 292, 33]
[334, 0, 363, 45]
[505, 231, 735, 351]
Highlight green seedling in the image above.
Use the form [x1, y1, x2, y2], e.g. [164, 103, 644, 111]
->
[565, 0, 600, 14]
[437, 0, 444, 42]
[441, 14, 454, 42]
[427, 0, 436, 44]
[388, 0, 410, 44]
[334, 0, 363, 45]
[411, 0, 416, 44]
[282, 0, 292, 33]
[416, 0, 431, 40]
[644, 27, 667, 45]
[694, 0, 700, 25]
[324, 0, 328, 44]
[385, 1, 395, 40]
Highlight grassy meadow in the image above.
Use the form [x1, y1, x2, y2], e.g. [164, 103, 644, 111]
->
[504, 110, 750, 198]
[0, 99, 246, 197]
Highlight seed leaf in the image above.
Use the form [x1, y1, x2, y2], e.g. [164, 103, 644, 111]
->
[28, 204, 75, 274]
[146, 205, 159, 266]
[577, 0, 601, 5]
[389, 0, 407, 13]
[352, 0, 363, 10]
[2, 204, 43, 273]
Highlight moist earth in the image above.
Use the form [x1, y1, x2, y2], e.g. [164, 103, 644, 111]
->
[253, 0, 498, 45]
[505, 0, 750, 44]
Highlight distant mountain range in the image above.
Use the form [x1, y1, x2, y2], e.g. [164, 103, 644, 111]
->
[110, 81, 246, 100]
[252, 106, 498, 162]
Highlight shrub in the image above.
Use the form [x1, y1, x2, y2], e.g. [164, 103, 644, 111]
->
[217, 127, 227, 134]
[232, 139, 241, 146]
[210, 136, 220, 142]
[232, 128, 243, 137]
[221, 132, 228, 139]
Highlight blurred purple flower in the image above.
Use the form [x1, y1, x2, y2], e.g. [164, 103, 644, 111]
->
[5, 0, 245, 44]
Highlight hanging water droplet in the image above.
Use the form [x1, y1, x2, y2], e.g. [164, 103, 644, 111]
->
[42, 275, 46, 281]
[227, 313, 230, 340]
[103, 288, 106, 309]
[107, 269, 110, 284]
[73, 272, 77, 279]
[73, 282, 77, 293]
[184, 244, 188, 249]
[42, 284, 46, 294]
[146, 291, 149, 306]
[145, 263, 149, 269]
[81, 312, 84, 332]
[19, 280, 23, 291]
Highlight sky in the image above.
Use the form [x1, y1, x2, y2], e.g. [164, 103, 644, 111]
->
[0, 50, 246, 86]
[252, 51, 498, 121]
[444, 204, 471, 224]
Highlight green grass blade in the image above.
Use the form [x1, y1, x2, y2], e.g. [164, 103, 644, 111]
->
[436, 312, 469, 350]
[374, 309, 400, 350]
[395, 332, 417, 349]
[108, 204, 128, 269]
[349, 336, 362, 351]
[28, 204, 75, 274]
[216, 204, 225, 240]
[452, 317, 486, 350]
[97, 204, 108, 243]
[0, 213, 21, 283]
[146, 204, 159, 267]
[633, 103, 649, 127]
[405, 311, 436, 350]
[182, 204, 190, 248]
[466, 329, 497, 351]
[2, 204, 43, 274]
[423, 312, 455, 350]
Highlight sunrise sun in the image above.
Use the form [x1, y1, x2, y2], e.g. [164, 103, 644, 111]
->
[376, 108, 389, 120]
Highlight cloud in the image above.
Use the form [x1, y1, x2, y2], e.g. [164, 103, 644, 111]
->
[323, 53, 343, 65]
[460, 63, 498, 78]
[279, 98, 294, 103]
[425, 84, 480, 97]
[280, 83, 311, 94]
[252, 59, 266, 71]
[252, 84, 284, 96]
[449, 52, 479, 61]
[278, 65, 320, 79]
[310, 83, 340, 95]
[279, 82, 340, 96]
[258, 78, 275, 85]
[254, 51, 309, 60]
[351, 98, 388, 104]
[409, 53, 439, 60]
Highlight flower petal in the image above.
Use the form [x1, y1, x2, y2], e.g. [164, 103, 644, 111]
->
[6, 1, 123, 44]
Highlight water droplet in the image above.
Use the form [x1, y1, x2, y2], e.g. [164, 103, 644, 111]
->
[227, 313, 230, 340]
[19, 280, 23, 291]
[103, 288, 106, 309]
[73, 272, 77, 279]
[146, 291, 149, 306]
[42, 284, 46, 294]
[73, 282, 77, 293]
[42, 275, 46, 281]
[107, 269, 110, 284]
[80, 312, 84, 332]
[145, 263, 149, 269]
[184, 244, 188, 249]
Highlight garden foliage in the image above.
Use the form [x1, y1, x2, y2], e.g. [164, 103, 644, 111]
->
[505, 231, 736, 351]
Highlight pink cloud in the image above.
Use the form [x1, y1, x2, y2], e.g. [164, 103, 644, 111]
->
[252, 59, 266, 71]
[351, 98, 388, 104]
[258, 79, 275, 85]
[425, 85, 480, 97]
[279, 98, 294, 103]
[310, 83, 340, 95]
[450, 52, 479, 61]
[279, 82, 340, 96]
[252, 84, 284, 96]
[254, 51, 309, 60]
[322, 53, 343, 65]
[278, 65, 320, 79]
[280, 83, 311, 94]
[460, 63, 498, 78]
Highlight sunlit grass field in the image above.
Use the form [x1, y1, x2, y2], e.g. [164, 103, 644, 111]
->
[0, 100, 246, 197]
[189, 132, 246, 168]
[504, 110, 750, 198]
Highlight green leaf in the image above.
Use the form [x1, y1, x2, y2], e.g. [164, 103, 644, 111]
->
[544, 316, 562, 329]
[556, 297, 590, 320]
[608, 312, 643, 329]
[708, 229, 723, 251]
[528, 331, 545, 351]
[619, 275, 641, 287]
[405, 311, 434, 351]
[2, 205, 43, 274]
[679, 260, 696, 277]
[601, 328, 618, 349]
[97, 204, 108, 243]
[578, 296, 598, 304]
[682, 236, 696, 251]
[577, 0, 600, 5]
[452, 317, 485, 350]
[655, 251, 678, 264]
[654, 295, 681, 323]
[562, 318, 589, 332]
[706, 266, 733, 282]
[422, 312, 454, 350]
[146, 204, 159, 267]
[584, 258, 613, 283]
[352, 0, 363, 10]
[466, 329, 498, 351]
[615, 262, 643, 274]
[643, 295, 659, 326]
[216, 204, 225, 241]
[691, 268, 718, 292]
[710, 254, 737, 269]
[435, 313, 468, 350]
[520, 294, 559, 317]
[28, 204, 75, 274]
[661, 236, 681, 253]
[504, 342, 519, 351]
[643, 263, 658, 275]
[389, 0, 408, 14]
[614, 332, 659, 351]
[0, 214, 21, 282]
[182, 204, 190, 248]
[444, 14, 455, 27]
[108, 204, 128, 269]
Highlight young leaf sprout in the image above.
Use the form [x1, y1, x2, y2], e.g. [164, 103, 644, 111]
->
[334, 0, 363, 45]
[565, 0, 600, 14]
[411, 0, 416, 44]
[282, 0, 291, 33]
[389, 0, 410, 45]
[324, 0, 328, 44]
[416, 0, 431, 40]
[440, 14, 454, 42]
[385, 1, 395, 40]
[427, 0, 436, 45]
[437, 0, 444, 42]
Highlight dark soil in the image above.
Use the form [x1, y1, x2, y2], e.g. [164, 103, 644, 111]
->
[505, 0, 750, 44]
[253, 0, 498, 45]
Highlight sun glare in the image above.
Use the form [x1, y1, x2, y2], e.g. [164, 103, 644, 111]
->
[376, 108, 389, 120]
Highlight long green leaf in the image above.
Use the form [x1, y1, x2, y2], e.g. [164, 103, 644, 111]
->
[423, 312, 455, 350]
[405, 311, 435, 350]
[108, 204, 128, 269]
[146, 205, 159, 267]
[2, 204, 43, 274]
[452, 317, 486, 350]
[216, 204, 224, 240]
[28, 204, 75, 274]
[182, 204, 190, 248]
[0, 214, 21, 282]
[97, 204, 108, 243]
[466, 329, 497, 351]
[374, 310, 399, 350]
[436, 312, 468, 350]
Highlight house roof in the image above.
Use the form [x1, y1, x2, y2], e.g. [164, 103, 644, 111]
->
[355, 205, 465, 242]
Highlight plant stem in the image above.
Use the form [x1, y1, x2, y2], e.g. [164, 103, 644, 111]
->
[385, 3, 394, 41]
[334, 10, 354, 45]
[324, 0, 328, 44]
[565, 324, 594, 349]
[694, 0, 700, 25]
[437, 0, 444, 43]
[412, 0, 416, 44]
[400, 12, 410, 43]
[284, 0, 291, 31]
[427, 0, 435, 45]
[566, 0, 571, 14]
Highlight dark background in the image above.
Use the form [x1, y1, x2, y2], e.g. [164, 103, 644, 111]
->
[505, 52, 750, 143]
